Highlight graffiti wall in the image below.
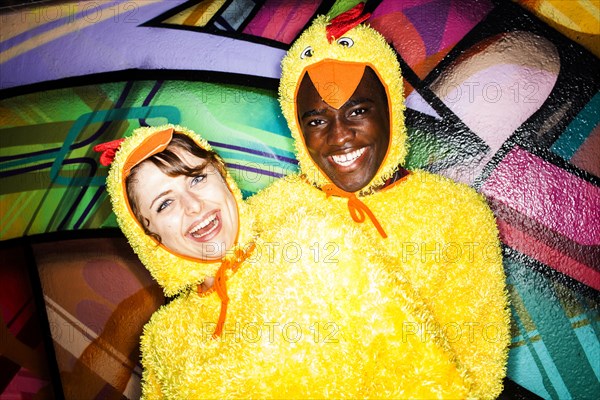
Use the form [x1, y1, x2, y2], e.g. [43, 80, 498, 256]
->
[1, 0, 598, 399]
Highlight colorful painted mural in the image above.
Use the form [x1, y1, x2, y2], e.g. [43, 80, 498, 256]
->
[1, 0, 598, 399]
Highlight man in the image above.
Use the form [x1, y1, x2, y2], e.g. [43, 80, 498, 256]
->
[250, 4, 510, 398]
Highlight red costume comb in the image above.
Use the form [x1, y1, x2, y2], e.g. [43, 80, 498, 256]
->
[93, 138, 125, 166]
[326, 2, 371, 43]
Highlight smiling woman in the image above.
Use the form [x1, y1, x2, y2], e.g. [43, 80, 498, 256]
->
[125, 133, 239, 261]
[103, 125, 255, 298]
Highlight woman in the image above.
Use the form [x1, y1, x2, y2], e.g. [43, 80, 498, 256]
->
[103, 124, 261, 397]
[102, 124, 470, 399]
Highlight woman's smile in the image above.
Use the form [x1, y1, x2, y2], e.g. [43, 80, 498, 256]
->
[186, 210, 222, 242]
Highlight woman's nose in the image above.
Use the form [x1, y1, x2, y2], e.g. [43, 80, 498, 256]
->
[182, 191, 202, 215]
[327, 117, 354, 146]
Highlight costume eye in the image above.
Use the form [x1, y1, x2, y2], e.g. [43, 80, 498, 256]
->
[337, 37, 354, 47]
[301, 46, 313, 59]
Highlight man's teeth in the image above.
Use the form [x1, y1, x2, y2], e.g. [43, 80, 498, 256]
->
[331, 148, 365, 166]
[189, 214, 218, 237]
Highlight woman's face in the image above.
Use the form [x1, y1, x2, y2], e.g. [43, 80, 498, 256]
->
[132, 149, 239, 261]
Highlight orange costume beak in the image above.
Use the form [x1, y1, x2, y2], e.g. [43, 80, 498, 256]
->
[302, 60, 366, 109]
[123, 127, 173, 178]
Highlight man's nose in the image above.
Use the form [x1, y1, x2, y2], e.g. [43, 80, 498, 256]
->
[327, 117, 353, 146]
[182, 191, 202, 215]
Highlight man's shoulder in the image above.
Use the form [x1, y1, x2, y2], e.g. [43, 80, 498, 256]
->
[378, 169, 492, 219]
[407, 170, 486, 200]
[248, 174, 321, 205]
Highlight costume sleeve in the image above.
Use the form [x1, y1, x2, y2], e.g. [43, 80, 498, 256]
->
[428, 187, 510, 399]
[140, 365, 163, 400]
[247, 174, 306, 234]
[139, 319, 165, 400]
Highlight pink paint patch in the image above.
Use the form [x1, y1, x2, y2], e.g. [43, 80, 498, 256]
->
[430, 31, 559, 152]
[435, 64, 558, 152]
[482, 146, 600, 246]
[242, 0, 319, 44]
[497, 218, 600, 290]
[1, 369, 51, 399]
[442, 0, 494, 49]
[368, 12, 425, 70]
[83, 260, 141, 304]
[76, 300, 113, 335]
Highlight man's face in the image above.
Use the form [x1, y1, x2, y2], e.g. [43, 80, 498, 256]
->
[297, 67, 390, 193]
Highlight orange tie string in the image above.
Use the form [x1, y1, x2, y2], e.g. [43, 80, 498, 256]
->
[197, 242, 256, 339]
[322, 184, 388, 239]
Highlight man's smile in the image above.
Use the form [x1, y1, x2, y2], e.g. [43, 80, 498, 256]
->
[330, 147, 366, 167]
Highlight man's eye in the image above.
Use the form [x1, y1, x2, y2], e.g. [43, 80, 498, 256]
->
[157, 200, 172, 213]
[307, 119, 324, 127]
[350, 108, 367, 116]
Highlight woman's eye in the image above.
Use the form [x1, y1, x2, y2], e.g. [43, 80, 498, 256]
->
[337, 37, 354, 47]
[301, 46, 313, 59]
[157, 199, 172, 213]
[191, 174, 206, 186]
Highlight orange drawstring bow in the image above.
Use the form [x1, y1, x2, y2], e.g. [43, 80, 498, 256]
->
[322, 184, 388, 238]
[198, 242, 256, 339]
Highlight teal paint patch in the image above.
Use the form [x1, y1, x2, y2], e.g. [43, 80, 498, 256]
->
[572, 318, 600, 382]
[505, 250, 600, 399]
[50, 106, 180, 186]
[508, 344, 553, 399]
[509, 303, 559, 399]
[551, 91, 600, 160]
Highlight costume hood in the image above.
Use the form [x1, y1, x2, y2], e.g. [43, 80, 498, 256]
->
[105, 124, 254, 297]
[279, 6, 407, 195]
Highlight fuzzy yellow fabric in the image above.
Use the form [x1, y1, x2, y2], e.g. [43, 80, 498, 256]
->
[250, 14, 510, 400]
[109, 125, 469, 398]
[140, 220, 472, 399]
[250, 173, 510, 399]
[106, 124, 254, 297]
[279, 15, 407, 194]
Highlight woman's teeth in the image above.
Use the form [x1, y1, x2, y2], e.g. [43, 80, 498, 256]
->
[189, 214, 219, 238]
[331, 148, 365, 166]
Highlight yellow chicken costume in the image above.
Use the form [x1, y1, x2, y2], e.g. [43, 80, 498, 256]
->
[249, 4, 510, 399]
[105, 123, 474, 398]
[104, 124, 259, 397]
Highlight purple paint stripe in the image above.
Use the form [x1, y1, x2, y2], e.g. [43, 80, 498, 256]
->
[139, 80, 163, 126]
[226, 162, 284, 178]
[73, 186, 105, 229]
[209, 140, 298, 164]
[0, 161, 53, 178]
[56, 158, 97, 229]
[0, 148, 57, 162]
[0, 0, 129, 52]
[1, 0, 284, 90]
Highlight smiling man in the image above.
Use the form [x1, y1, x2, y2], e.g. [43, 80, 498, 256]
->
[249, 5, 509, 399]
[297, 65, 390, 193]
